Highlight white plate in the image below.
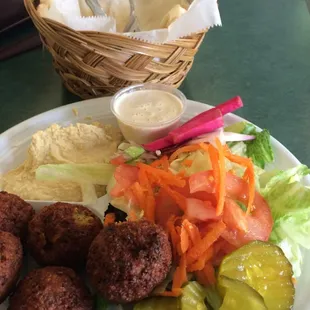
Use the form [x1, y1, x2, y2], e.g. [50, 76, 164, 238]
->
[0, 97, 308, 309]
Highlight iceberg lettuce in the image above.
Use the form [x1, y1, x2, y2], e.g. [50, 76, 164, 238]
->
[262, 165, 310, 277]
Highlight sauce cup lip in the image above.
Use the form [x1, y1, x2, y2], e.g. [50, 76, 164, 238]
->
[110, 83, 187, 128]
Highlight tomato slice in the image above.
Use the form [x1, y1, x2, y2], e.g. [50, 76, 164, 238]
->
[174, 178, 217, 205]
[222, 198, 248, 233]
[110, 164, 139, 197]
[185, 198, 218, 222]
[189, 171, 215, 194]
[110, 155, 127, 165]
[155, 188, 182, 227]
[222, 173, 273, 247]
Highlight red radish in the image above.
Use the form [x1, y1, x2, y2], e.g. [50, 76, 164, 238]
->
[169, 108, 224, 144]
[216, 96, 243, 115]
[143, 136, 173, 152]
[180, 96, 243, 128]
[144, 96, 243, 150]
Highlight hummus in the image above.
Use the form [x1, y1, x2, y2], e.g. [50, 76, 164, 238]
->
[2, 123, 122, 202]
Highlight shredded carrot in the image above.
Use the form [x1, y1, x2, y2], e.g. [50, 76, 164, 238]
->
[137, 168, 156, 222]
[186, 221, 226, 265]
[182, 159, 193, 167]
[207, 143, 220, 210]
[198, 142, 209, 153]
[104, 213, 115, 226]
[151, 155, 170, 171]
[169, 144, 202, 162]
[180, 225, 190, 254]
[166, 216, 180, 260]
[137, 163, 185, 188]
[159, 183, 187, 211]
[177, 170, 186, 178]
[203, 262, 216, 285]
[187, 246, 214, 272]
[224, 151, 255, 214]
[138, 168, 152, 192]
[172, 254, 187, 289]
[182, 219, 201, 244]
[130, 182, 145, 210]
[243, 168, 249, 180]
[215, 138, 226, 216]
[144, 193, 156, 222]
[292, 277, 297, 285]
[195, 270, 209, 287]
[246, 165, 255, 215]
[158, 289, 183, 297]
[128, 210, 137, 221]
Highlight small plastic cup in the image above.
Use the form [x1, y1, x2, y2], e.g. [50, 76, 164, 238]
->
[110, 84, 187, 144]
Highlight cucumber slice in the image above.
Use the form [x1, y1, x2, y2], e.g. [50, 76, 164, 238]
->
[218, 276, 267, 310]
[218, 241, 295, 310]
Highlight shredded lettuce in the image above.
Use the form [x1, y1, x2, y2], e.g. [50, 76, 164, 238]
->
[170, 150, 211, 176]
[225, 122, 274, 169]
[229, 141, 247, 157]
[36, 163, 115, 185]
[80, 183, 98, 205]
[262, 165, 310, 277]
[246, 129, 274, 169]
[225, 121, 256, 136]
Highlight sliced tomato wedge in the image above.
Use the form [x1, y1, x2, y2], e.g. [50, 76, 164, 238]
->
[185, 198, 218, 222]
[174, 177, 217, 205]
[110, 164, 139, 197]
[188, 171, 215, 194]
[222, 198, 248, 232]
[110, 155, 127, 165]
[155, 188, 182, 227]
[222, 173, 273, 247]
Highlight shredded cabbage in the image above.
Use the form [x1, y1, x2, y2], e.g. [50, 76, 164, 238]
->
[170, 150, 211, 176]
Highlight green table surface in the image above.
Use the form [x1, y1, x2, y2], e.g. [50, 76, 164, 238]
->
[1, 0, 310, 165]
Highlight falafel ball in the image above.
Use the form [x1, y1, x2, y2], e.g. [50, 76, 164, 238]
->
[87, 220, 172, 304]
[0, 231, 23, 302]
[0, 191, 34, 241]
[8, 266, 93, 310]
[27, 202, 103, 269]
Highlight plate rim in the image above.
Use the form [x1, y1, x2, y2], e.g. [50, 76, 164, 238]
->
[0, 96, 308, 309]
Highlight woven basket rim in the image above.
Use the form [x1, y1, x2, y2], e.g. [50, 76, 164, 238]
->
[24, 0, 207, 45]
[24, 0, 207, 99]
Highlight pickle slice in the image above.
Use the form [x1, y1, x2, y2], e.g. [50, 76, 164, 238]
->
[181, 281, 208, 310]
[218, 276, 267, 310]
[134, 281, 208, 310]
[218, 241, 295, 310]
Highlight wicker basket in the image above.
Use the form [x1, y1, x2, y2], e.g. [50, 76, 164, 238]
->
[25, 0, 207, 99]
